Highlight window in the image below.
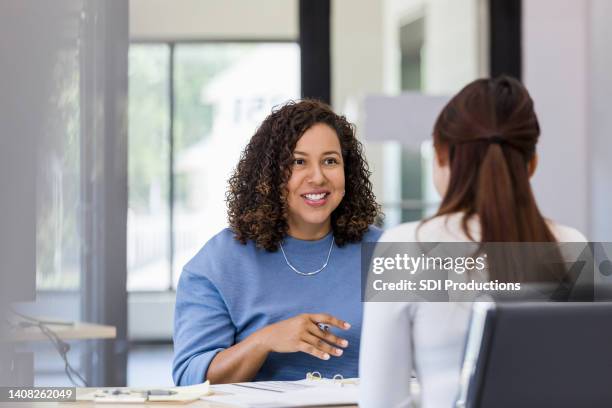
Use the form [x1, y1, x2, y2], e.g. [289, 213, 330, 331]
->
[128, 45, 171, 291]
[400, 17, 424, 91]
[128, 42, 300, 291]
[36, 49, 81, 290]
[365, 1, 486, 229]
[365, 140, 439, 229]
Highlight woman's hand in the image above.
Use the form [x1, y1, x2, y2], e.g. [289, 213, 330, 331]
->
[253, 313, 351, 360]
[207, 313, 351, 384]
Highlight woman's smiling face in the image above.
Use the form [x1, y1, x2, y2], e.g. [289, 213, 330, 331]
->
[285, 123, 345, 239]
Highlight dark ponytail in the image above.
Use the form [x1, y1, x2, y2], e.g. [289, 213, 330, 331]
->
[429, 76, 566, 284]
[432, 75, 556, 243]
[476, 143, 517, 241]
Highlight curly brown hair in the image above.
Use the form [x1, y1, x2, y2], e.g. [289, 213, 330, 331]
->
[226, 99, 380, 251]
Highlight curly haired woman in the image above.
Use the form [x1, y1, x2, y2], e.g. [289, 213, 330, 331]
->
[172, 100, 382, 385]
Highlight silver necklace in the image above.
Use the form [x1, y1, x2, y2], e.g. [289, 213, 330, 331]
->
[279, 237, 335, 276]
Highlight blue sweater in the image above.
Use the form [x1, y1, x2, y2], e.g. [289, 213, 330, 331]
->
[172, 227, 382, 385]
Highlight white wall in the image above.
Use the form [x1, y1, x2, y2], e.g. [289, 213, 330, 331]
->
[422, 0, 486, 94]
[523, 0, 590, 234]
[381, 0, 487, 96]
[130, 0, 298, 40]
[332, 0, 385, 111]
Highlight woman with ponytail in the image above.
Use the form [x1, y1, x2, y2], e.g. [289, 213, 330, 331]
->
[359, 76, 585, 408]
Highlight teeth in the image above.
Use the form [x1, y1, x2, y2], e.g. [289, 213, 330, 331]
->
[304, 193, 326, 200]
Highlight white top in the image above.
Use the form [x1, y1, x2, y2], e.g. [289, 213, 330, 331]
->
[359, 213, 586, 408]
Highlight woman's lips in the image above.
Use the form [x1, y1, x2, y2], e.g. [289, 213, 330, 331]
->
[301, 192, 329, 207]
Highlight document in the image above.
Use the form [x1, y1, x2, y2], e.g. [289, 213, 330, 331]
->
[79, 381, 211, 403]
[213, 381, 314, 394]
[204, 379, 358, 407]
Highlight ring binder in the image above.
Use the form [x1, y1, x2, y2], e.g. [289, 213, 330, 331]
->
[305, 372, 359, 387]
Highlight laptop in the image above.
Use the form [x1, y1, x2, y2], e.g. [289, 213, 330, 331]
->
[456, 302, 612, 408]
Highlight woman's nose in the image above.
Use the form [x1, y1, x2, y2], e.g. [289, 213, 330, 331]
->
[307, 164, 326, 184]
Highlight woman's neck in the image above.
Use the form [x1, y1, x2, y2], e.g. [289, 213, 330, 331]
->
[287, 220, 331, 241]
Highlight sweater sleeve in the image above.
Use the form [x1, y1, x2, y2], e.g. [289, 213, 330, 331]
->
[172, 266, 236, 386]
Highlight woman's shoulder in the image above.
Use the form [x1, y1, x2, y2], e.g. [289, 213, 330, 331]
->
[546, 220, 588, 242]
[378, 221, 420, 242]
[378, 214, 474, 243]
[363, 225, 384, 242]
[183, 228, 251, 276]
[379, 216, 587, 243]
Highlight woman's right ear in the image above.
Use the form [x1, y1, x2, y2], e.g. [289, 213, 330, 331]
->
[434, 145, 448, 167]
[432, 145, 450, 199]
[528, 153, 538, 178]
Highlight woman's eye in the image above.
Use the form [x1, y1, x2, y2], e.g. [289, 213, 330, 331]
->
[324, 158, 339, 165]
[293, 158, 305, 166]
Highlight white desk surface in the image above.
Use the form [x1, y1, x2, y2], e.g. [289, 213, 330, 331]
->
[3, 321, 116, 342]
[0, 387, 357, 407]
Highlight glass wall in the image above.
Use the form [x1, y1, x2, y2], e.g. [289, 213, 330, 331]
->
[2, 0, 129, 387]
[36, 38, 82, 290]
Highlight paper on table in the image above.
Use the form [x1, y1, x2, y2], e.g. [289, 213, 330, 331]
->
[81, 381, 211, 403]
[294, 378, 359, 388]
[204, 380, 357, 407]
[148, 381, 212, 402]
[204, 387, 357, 407]
[93, 394, 147, 404]
[212, 381, 314, 395]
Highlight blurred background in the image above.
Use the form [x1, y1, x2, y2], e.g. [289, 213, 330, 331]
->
[1, 0, 611, 388]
